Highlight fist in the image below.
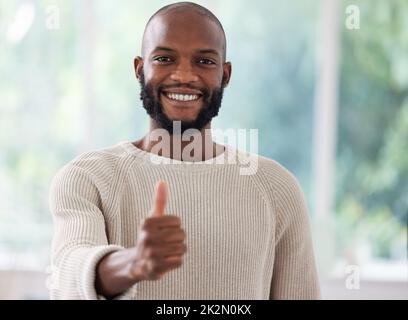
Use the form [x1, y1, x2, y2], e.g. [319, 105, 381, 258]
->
[131, 181, 187, 281]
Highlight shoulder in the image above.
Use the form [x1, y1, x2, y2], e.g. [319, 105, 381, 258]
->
[241, 151, 308, 225]
[50, 142, 134, 192]
[240, 150, 304, 201]
[258, 155, 304, 199]
[70, 142, 132, 170]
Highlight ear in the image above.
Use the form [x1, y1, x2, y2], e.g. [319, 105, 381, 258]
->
[134, 56, 143, 80]
[222, 62, 232, 88]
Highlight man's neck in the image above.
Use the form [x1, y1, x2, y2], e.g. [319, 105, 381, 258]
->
[133, 120, 225, 162]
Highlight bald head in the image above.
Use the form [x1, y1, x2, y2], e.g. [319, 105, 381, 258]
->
[142, 2, 227, 61]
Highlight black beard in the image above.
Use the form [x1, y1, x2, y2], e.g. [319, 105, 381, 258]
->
[139, 72, 225, 135]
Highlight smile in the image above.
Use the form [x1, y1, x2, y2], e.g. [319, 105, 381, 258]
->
[163, 92, 201, 102]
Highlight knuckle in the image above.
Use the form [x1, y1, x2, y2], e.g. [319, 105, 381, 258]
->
[151, 261, 165, 274]
[141, 219, 152, 230]
[148, 259, 158, 271]
[138, 231, 147, 244]
[168, 215, 181, 224]
[142, 216, 151, 224]
[148, 272, 162, 280]
[174, 258, 183, 267]
[145, 248, 156, 258]
[140, 233, 152, 246]
[161, 230, 175, 241]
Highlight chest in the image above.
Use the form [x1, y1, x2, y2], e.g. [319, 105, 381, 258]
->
[114, 169, 275, 255]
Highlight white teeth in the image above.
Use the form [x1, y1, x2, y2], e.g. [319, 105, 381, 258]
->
[166, 93, 199, 101]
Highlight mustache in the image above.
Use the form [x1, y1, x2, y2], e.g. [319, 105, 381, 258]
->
[138, 71, 219, 100]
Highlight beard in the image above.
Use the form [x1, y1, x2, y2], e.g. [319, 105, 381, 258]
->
[139, 72, 225, 135]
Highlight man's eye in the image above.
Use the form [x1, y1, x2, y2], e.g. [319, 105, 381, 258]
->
[197, 58, 215, 65]
[154, 56, 172, 63]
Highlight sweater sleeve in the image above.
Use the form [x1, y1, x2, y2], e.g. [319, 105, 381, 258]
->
[269, 169, 320, 299]
[48, 162, 131, 300]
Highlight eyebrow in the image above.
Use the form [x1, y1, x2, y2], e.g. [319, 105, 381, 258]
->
[151, 46, 220, 57]
[152, 46, 175, 53]
[195, 49, 220, 57]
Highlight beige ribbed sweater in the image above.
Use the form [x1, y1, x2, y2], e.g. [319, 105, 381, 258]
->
[49, 141, 320, 300]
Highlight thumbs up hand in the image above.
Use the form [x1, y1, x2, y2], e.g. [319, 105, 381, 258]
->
[130, 181, 187, 281]
[151, 180, 168, 217]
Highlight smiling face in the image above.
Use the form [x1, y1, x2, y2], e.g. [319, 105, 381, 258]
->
[135, 9, 231, 134]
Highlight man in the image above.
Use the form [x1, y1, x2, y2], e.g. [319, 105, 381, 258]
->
[49, 2, 320, 300]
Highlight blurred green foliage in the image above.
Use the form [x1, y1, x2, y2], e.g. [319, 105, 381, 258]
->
[0, 0, 406, 268]
[336, 0, 407, 259]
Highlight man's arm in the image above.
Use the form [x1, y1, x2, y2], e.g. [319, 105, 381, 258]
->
[50, 166, 186, 299]
[269, 170, 320, 299]
[49, 163, 127, 299]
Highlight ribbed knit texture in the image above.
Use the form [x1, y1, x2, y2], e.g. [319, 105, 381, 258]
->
[49, 141, 320, 300]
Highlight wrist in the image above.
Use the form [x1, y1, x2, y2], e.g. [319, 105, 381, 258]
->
[96, 248, 142, 298]
[125, 250, 145, 283]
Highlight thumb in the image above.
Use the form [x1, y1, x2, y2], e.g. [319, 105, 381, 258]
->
[151, 180, 168, 217]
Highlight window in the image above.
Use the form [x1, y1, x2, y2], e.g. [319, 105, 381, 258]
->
[0, 0, 406, 299]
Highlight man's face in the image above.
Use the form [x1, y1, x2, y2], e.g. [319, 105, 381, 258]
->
[135, 11, 231, 134]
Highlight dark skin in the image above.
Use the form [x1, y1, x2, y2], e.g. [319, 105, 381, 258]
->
[135, 10, 231, 160]
[95, 10, 232, 298]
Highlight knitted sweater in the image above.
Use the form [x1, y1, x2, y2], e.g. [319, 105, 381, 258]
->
[49, 141, 320, 300]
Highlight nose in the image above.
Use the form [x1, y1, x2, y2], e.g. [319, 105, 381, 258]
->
[169, 60, 199, 83]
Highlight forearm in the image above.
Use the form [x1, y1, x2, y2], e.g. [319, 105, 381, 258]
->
[95, 248, 144, 299]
